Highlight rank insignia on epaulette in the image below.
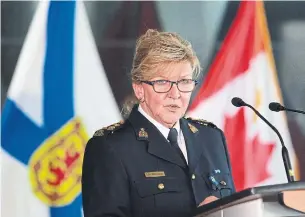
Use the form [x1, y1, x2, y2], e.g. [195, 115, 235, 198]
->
[138, 128, 148, 139]
[186, 117, 217, 128]
[107, 120, 124, 132]
[93, 120, 124, 137]
[93, 129, 104, 137]
[107, 125, 116, 131]
[188, 123, 198, 133]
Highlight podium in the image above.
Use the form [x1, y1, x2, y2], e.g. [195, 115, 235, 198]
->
[193, 181, 305, 217]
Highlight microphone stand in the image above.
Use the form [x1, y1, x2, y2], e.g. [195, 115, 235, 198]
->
[246, 103, 295, 182]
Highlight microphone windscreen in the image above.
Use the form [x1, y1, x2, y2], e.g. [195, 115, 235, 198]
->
[231, 97, 245, 107]
[269, 102, 283, 112]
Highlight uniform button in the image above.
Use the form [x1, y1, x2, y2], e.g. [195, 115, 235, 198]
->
[158, 183, 165, 190]
[191, 174, 196, 180]
[220, 181, 227, 186]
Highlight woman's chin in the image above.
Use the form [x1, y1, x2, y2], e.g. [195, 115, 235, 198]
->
[161, 114, 181, 126]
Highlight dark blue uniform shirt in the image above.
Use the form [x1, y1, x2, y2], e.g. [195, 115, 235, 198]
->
[82, 105, 235, 217]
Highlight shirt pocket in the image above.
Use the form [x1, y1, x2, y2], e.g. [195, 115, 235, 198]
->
[134, 177, 182, 198]
[133, 177, 187, 214]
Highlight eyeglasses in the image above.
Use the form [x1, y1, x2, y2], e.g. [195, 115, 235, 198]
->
[140, 79, 198, 93]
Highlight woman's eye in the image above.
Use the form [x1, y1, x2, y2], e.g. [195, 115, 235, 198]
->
[180, 79, 192, 84]
[155, 80, 168, 85]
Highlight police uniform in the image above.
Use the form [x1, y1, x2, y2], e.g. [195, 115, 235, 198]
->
[81, 104, 235, 217]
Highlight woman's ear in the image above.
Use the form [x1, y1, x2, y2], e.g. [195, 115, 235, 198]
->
[132, 82, 144, 101]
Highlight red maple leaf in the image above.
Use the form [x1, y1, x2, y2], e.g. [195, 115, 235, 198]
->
[224, 108, 275, 192]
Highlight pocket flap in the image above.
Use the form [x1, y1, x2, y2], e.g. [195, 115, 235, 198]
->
[134, 178, 182, 198]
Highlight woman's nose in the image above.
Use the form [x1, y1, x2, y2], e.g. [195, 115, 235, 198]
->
[167, 83, 181, 99]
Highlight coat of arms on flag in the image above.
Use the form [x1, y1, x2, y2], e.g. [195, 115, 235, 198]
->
[1, 1, 121, 216]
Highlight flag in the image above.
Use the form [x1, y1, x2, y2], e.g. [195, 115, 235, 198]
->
[1, 1, 121, 217]
[187, 1, 298, 192]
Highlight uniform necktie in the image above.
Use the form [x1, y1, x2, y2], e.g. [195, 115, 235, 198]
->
[168, 128, 187, 165]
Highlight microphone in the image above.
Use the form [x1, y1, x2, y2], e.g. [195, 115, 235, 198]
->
[269, 102, 305, 115]
[231, 97, 295, 182]
[231, 97, 246, 107]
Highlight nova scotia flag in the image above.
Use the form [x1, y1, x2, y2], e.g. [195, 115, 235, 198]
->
[1, 1, 121, 217]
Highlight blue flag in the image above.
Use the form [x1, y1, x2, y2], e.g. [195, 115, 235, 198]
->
[1, 1, 121, 216]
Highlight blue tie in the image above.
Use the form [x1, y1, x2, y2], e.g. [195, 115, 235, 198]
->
[168, 128, 187, 165]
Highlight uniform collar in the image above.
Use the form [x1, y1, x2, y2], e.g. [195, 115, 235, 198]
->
[138, 104, 181, 140]
[127, 104, 187, 168]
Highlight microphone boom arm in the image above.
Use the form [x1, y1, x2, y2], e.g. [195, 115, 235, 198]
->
[246, 103, 295, 182]
[285, 108, 305, 115]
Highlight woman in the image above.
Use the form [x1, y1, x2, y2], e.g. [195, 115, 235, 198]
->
[82, 29, 235, 217]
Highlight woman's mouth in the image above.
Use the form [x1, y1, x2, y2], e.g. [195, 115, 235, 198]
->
[165, 104, 181, 111]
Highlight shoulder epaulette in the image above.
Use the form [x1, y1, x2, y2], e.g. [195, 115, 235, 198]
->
[185, 117, 217, 129]
[93, 120, 125, 137]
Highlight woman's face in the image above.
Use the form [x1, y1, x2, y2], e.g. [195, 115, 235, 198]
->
[133, 61, 194, 128]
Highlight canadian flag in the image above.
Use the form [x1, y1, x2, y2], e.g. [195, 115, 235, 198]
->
[187, 1, 298, 192]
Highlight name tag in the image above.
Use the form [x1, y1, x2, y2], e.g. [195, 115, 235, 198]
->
[144, 171, 165, 178]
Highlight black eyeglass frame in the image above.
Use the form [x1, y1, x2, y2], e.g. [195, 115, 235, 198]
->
[139, 79, 198, 93]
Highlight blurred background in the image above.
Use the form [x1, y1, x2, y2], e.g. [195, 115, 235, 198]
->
[3, 0, 305, 175]
[1, 1, 305, 216]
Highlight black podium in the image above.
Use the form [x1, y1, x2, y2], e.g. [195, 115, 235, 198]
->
[193, 181, 305, 217]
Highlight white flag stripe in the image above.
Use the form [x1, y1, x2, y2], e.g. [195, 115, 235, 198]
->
[7, 1, 49, 127]
[74, 1, 121, 135]
[1, 150, 50, 217]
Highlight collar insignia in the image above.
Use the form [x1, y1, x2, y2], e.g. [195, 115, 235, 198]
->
[138, 128, 148, 139]
[188, 123, 198, 133]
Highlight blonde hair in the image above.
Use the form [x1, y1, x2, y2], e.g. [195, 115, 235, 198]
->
[122, 29, 201, 118]
[131, 29, 201, 82]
